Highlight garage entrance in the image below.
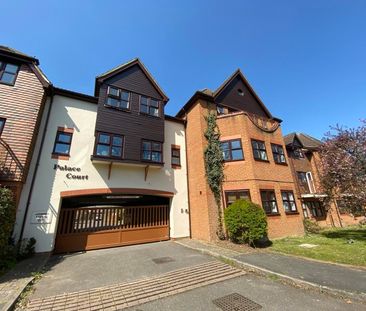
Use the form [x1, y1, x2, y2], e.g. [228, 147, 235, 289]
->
[54, 192, 170, 253]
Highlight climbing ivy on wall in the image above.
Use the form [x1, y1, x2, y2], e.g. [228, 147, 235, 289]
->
[204, 112, 225, 239]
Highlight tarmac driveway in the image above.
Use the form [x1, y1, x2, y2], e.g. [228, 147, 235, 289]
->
[31, 241, 213, 299]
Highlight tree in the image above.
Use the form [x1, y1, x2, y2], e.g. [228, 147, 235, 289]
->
[204, 112, 225, 239]
[0, 187, 16, 253]
[319, 120, 366, 216]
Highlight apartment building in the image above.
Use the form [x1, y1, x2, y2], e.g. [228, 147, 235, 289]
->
[0, 46, 50, 205]
[177, 70, 304, 241]
[15, 58, 190, 253]
[284, 132, 363, 227]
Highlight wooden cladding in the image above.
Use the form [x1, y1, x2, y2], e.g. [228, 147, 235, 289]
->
[55, 205, 170, 253]
[95, 63, 165, 164]
[57, 205, 169, 235]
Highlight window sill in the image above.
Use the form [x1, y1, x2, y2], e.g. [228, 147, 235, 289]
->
[285, 211, 299, 215]
[52, 153, 70, 160]
[265, 213, 281, 217]
[172, 164, 181, 169]
[254, 158, 270, 163]
[104, 104, 131, 113]
[0, 81, 16, 86]
[139, 112, 162, 119]
[274, 162, 288, 166]
[141, 160, 164, 166]
[224, 159, 245, 163]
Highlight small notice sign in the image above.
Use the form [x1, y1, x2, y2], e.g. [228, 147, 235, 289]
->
[31, 212, 51, 224]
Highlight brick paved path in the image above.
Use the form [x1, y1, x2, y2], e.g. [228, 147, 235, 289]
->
[25, 260, 245, 310]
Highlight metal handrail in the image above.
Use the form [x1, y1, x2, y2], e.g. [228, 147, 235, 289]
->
[0, 137, 24, 181]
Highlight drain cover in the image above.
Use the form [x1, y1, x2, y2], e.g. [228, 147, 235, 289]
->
[213, 293, 262, 311]
[152, 256, 175, 264]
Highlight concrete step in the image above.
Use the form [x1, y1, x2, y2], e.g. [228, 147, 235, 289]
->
[25, 260, 245, 310]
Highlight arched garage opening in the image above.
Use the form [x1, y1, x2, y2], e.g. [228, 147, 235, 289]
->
[54, 189, 173, 253]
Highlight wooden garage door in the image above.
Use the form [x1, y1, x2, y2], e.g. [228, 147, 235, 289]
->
[54, 205, 169, 253]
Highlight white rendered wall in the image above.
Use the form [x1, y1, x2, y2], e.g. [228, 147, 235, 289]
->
[15, 95, 190, 252]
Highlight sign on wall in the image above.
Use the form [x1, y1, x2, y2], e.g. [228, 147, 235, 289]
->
[53, 164, 89, 180]
[31, 211, 51, 224]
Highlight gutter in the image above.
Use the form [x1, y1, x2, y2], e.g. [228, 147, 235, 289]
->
[18, 86, 55, 245]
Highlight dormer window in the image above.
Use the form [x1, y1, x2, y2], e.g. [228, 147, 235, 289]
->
[140, 96, 160, 117]
[0, 61, 19, 85]
[217, 105, 225, 115]
[105, 86, 130, 110]
[293, 148, 305, 159]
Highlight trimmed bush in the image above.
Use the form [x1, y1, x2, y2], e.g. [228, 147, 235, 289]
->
[224, 199, 268, 245]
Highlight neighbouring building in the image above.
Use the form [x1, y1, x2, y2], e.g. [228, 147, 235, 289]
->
[14, 58, 190, 253]
[0, 46, 50, 205]
[176, 70, 304, 241]
[284, 132, 364, 227]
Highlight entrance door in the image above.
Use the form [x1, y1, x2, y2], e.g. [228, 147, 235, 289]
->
[54, 205, 170, 253]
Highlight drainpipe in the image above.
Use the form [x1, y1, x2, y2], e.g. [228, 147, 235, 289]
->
[183, 110, 192, 239]
[18, 87, 55, 245]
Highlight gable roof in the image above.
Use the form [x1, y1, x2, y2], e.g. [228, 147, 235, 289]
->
[284, 132, 322, 150]
[94, 58, 169, 101]
[0, 45, 39, 65]
[176, 69, 276, 119]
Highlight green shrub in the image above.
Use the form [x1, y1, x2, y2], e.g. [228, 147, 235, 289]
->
[0, 187, 16, 254]
[224, 199, 268, 245]
[303, 219, 321, 234]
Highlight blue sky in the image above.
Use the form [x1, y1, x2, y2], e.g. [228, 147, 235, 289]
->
[2, 1, 365, 138]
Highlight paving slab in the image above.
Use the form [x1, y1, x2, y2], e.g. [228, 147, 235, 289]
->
[31, 241, 213, 299]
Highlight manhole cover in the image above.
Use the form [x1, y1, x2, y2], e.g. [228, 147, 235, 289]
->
[213, 293, 262, 311]
[152, 256, 175, 264]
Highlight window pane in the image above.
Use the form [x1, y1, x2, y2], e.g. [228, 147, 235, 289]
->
[172, 157, 180, 165]
[5, 64, 18, 74]
[55, 143, 70, 155]
[231, 140, 241, 149]
[58, 133, 71, 143]
[96, 144, 109, 156]
[252, 141, 258, 149]
[151, 152, 161, 162]
[269, 192, 275, 200]
[142, 141, 151, 150]
[99, 134, 110, 144]
[111, 146, 122, 157]
[140, 104, 148, 114]
[108, 87, 119, 96]
[239, 192, 250, 200]
[150, 99, 159, 108]
[1, 72, 16, 84]
[227, 195, 237, 203]
[254, 150, 260, 159]
[259, 142, 265, 150]
[149, 106, 159, 116]
[290, 202, 297, 211]
[282, 192, 287, 201]
[223, 150, 230, 161]
[120, 100, 129, 109]
[232, 149, 243, 160]
[172, 149, 180, 157]
[288, 192, 294, 200]
[283, 201, 289, 211]
[260, 151, 268, 160]
[112, 136, 122, 146]
[152, 143, 161, 151]
[140, 96, 148, 105]
[221, 142, 229, 151]
[106, 97, 120, 107]
[271, 201, 278, 213]
[142, 150, 151, 160]
[121, 91, 129, 101]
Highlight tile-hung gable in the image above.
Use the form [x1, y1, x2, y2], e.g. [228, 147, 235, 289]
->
[93, 59, 169, 165]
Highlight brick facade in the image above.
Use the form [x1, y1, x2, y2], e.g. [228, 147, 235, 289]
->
[184, 99, 304, 242]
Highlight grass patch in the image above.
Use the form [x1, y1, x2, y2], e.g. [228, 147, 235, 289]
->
[271, 226, 366, 266]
